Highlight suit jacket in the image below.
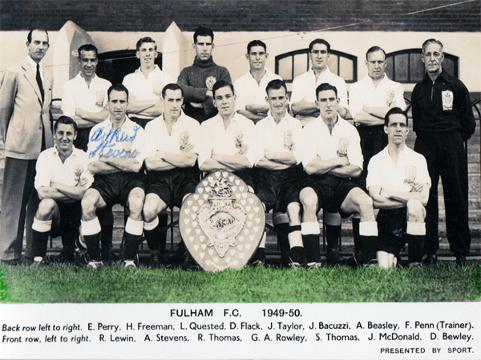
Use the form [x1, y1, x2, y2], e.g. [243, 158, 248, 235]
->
[0, 58, 53, 160]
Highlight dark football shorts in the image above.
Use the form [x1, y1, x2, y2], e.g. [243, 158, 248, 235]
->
[300, 173, 358, 216]
[376, 207, 407, 256]
[146, 167, 197, 208]
[233, 168, 255, 190]
[255, 165, 303, 212]
[91, 172, 145, 207]
[51, 201, 82, 237]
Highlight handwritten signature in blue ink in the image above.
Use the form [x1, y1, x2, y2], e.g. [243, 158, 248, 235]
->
[88, 127, 140, 159]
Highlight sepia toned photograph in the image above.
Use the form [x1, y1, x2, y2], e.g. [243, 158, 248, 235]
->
[0, 1, 480, 358]
[0, 0, 479, 302]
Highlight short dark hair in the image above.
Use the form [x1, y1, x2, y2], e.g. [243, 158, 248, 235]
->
[422, 38, 443, 53]
[27, 29, 49, 44]
[54, 115, 78, 133]
[365, 46, 386, 60]
[107, 84, 129, 100]
[384, 107, 408, 126]
[315, 83, 337, 100]
[136, 36, 157, 51]
[212, 80, 234, 98]
[309, 38, 330, 53]
[193, 26, 214, 43]
[162, 83, 184, 98]
[247, 40, 267, 54]
[78, 44, 98, 58]
[265, 79, 287, 95]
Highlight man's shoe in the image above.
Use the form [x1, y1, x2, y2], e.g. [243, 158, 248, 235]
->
[306, 261, 322, 269]
[363, 259, 378, 267]
[455, 254, 467, 267]
[343, 255, 360, 267]
[422, 254, 437, 266]
[249, 248, 266, 266]
[288, 261, 303, 268]
[50, 252, 75, 264]
[32, 256, 46, 266]
[87, 261, 103, 269]
[124, 260, 137, 269]
[408, 262, 422, 268]
[326, 249, 348, 265]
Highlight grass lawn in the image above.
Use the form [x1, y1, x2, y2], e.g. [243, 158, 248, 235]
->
[0, 262, 480, 303]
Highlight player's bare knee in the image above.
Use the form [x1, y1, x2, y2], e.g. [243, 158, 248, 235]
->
[299, 188, 318, 213]
[128, 192, 145, 217]
[407, 199, 425, 222]
[142, 204, 158, 223]
[286, 202, 301, 223]
[287, 202, 301, 216]
[358, 195, 374, 219]
[81, 193, 97, 219]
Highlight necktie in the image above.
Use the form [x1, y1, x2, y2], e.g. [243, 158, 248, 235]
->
[36, 63, 46, 150]
[36, 63, 44, 102]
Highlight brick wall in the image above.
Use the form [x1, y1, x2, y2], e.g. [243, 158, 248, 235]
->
[1, 0, 479, 32]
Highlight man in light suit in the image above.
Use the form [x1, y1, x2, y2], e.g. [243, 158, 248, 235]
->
[0, 29, 53, 264]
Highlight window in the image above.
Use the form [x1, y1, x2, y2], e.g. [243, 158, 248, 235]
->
[386, 49, 458, 83]
[275, 49, 357, 91]
[96, 50, 163, 84]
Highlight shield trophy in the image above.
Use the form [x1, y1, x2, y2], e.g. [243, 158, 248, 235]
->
[179, 171, 265, 272]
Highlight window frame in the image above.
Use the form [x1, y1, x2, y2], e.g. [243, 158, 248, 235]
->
[275, 48, 358, 85]
[385, 48, 459, 83]
[96, 50, 163, 84]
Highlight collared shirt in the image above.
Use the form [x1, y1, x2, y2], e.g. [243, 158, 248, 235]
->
[144, 113, 202, 157]
[301, 116, 363, 169]
[62, 73, 111, 118]
[234, 70, 281, 111]
[291, 67, 348, 107]
[255, 113, 303, 165]
[122, 65, 174, 119]
[35, 146, 93, 191]
[198, 113, 259, 167]
[349, 75, 406, 117]
[87, 117, 147, 165]
[411, 70, 475, 139]
[366, 146, 431, 193]
[26, 56, 44, 83]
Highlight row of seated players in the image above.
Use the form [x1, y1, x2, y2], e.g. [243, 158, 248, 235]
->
[31, 79, 430, 270]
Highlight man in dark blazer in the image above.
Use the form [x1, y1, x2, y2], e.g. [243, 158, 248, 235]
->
[0, 29, 53, 264]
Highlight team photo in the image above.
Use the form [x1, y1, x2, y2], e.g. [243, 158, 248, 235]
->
[0, 0, 479, 304]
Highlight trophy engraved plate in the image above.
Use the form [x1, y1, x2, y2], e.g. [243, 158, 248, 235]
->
[180, 171, 265, 272]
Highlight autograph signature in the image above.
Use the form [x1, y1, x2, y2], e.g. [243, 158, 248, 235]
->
[88, 127, 140, 159]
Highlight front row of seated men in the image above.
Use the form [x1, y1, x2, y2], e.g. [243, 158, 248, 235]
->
[32, 79, 430, 269]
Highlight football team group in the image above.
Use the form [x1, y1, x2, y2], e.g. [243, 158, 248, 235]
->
[0, 26, 475, 269]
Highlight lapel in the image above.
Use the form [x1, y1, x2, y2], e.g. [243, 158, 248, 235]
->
[21, 59, 43, 104]
[43, 72, 51, 105]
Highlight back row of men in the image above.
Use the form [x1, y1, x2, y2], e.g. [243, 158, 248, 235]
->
[0, 27, 475, 268]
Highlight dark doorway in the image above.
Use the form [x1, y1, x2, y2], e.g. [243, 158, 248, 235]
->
[97, 50, 163, 84]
